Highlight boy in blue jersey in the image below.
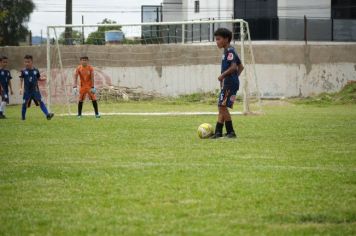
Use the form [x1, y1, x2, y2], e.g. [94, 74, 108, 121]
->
[211, 28, 244, 139]
[19, 55, 54, 120]
[0, 56, 14, 119]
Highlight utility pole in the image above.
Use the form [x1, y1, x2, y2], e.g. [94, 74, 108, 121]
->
[65, 0, 72, 45]
[304, 15, 308, 45]
[29, 30, 32, 46]
[82, 15, 85, 44]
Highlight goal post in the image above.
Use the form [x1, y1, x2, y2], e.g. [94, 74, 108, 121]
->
[46, 19, 261, 115]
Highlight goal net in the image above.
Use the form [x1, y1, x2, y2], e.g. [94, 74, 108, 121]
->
[46, 19, 261, 116]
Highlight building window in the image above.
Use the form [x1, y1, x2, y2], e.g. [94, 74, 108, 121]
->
[332, 0, 356, 19]
[194, 1, 200, 13]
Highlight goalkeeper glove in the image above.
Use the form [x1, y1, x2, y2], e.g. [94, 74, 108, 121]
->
[73, 87, 78, 96]
[91, 87, 97, 94]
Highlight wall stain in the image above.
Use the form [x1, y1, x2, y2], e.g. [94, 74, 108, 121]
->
[155, 65, 162, 78]
[304, 45, 312, 75]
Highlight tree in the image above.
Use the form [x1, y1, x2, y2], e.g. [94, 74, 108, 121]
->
[86, 18, 122, 45]
[58, 30, 83, 45]
[0, 0, 35, 46]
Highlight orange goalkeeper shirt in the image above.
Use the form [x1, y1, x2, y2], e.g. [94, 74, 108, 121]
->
[75, 65, 94, 88]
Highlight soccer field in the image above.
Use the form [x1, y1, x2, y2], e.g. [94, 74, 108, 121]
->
[0, 102, 355, 235]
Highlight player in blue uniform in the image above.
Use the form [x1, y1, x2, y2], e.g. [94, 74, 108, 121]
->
[19, 55, 54, 120]
[0, 56, 14, 119]
[211, 28, 244, 139]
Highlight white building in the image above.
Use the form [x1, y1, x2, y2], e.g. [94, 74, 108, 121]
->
[162, 0, 234, 22]
[159, 0, 355, 41]
[160, 0, 235, 43]
[278, 0, 331, 18]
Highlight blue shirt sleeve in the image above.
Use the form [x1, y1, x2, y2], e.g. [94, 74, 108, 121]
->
[36, 69, 40, 79]
[226, 48, 241, 65]
[19, 70, 24, 79]
[234, 51, 241, 65]
[7, 71, 12, 80]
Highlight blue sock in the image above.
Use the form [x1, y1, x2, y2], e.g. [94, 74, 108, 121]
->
[40, 101, 49, 116]
[22, 103, 27, 120]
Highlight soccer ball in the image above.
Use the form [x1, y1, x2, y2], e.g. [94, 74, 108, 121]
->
[197, 123, 214, 139]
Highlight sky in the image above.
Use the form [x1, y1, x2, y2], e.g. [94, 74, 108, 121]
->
[28, 0, 162, 37]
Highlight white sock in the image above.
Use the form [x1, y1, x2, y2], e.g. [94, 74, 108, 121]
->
[1, 102, 6, 114]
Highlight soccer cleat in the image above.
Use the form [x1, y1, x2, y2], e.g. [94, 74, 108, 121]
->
[46, 113, 54, 120]
[77, 115, 82, 119]
[210, 133, 223, 139]
[0, 114, 6, 119]
[225, 132, 237, 139]
[95, 114, 101, 118]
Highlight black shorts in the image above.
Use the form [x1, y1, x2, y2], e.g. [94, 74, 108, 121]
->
[218, 86, 239, 109]
[23, 91, 42, 107]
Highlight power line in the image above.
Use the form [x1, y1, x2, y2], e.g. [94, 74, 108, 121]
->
[34, 7, 344, 14]
[32, 2, 351, 12]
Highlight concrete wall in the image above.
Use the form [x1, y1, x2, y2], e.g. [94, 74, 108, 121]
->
[1, 42, 356, 104]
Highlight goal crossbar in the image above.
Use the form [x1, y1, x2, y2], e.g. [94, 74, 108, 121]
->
[46, 19, 248, 29]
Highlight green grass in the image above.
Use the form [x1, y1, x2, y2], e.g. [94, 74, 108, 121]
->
[292, 82, 356, 106]
[0, 102, 356, 235]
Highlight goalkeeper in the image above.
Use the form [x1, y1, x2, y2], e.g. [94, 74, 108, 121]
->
[73, 56, 100, 118]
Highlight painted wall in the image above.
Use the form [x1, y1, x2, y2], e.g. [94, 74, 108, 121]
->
[1, 42, 355, 105]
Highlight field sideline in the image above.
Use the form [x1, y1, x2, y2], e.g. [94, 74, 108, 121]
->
[0, 102, 355, 235]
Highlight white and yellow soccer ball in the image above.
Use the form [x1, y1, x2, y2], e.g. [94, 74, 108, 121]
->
[197, 123, 214, 139]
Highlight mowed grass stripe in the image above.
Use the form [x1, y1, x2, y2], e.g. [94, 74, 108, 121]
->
[0, 102, 355, 235]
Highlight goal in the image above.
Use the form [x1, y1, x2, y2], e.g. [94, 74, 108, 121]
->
[45, 19, 261, 115]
